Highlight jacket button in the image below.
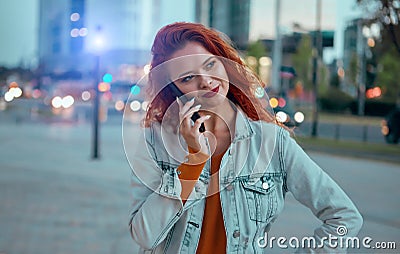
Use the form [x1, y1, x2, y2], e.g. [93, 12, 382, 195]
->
[233, 230, 240, 238]
[226, 184, 233, 191]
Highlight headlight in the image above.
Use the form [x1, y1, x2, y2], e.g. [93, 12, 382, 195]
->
[294, 111, 305, 123]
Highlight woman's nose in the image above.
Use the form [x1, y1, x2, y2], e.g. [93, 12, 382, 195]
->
[199, 75, 213, 89]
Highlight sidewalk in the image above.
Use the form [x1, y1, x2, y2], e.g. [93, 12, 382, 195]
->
[296, 137, 400, 165]
[0, 122, 136, 254]
[1, 121, 399, 253]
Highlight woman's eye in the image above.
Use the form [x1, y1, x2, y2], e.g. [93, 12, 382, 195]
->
[205, 60, 215, 70]
[181, 75, 194, 83]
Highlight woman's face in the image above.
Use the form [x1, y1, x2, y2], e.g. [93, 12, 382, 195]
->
[167, 42, 229, 108]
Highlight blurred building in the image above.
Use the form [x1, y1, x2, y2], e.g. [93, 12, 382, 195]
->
[38, 0, 195, 82]
[342, 18, 365, 97]
[195, 0, 250, 50]
[343, 19, 359, 75]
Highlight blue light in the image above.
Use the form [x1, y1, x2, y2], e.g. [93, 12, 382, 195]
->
[103, 73, 113, 83]
[131, 85, 141, 95]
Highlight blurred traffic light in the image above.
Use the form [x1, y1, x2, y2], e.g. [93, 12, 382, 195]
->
[130, 85, 141, 95]
[102, 73, 113, 83]
[98, 82, 110, 92]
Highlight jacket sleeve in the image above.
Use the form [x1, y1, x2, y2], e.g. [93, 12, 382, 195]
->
[279, 128, 363, 253]
[128, 128, 185, 250]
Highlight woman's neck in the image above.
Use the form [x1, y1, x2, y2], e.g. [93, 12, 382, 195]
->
[201, 100, 236, 156]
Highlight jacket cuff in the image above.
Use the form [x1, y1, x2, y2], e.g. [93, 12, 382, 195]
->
[157, 166, 182, 199]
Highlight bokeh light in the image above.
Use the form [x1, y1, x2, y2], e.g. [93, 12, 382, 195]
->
[51, 96, 63, 108]
[130, 100, 141, 111]
[276, 111, 288, 123]
[70, 28, 79, 37]
[294, 111, 305, 123]
[115, 100, 125, 111]
[269, 98, 279, 108]
[81, 91, 91, 101]
[130, 85, 141, 95]
[70, 13, 80, 21]
[62, 95, 74, 108]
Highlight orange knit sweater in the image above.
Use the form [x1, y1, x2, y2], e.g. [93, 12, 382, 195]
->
[178, 151, 226, 254]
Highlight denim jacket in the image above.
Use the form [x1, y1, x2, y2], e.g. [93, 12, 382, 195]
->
[127, 109, 363, 253]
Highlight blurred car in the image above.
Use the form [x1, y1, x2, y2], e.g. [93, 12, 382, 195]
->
[381, 107, 400, 144]
[270, 97, 305, 127]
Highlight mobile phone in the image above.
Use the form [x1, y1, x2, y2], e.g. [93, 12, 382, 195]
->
[169, 83, 206, 133]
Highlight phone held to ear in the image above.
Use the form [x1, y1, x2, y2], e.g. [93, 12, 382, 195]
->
[169, 83, 206, 133]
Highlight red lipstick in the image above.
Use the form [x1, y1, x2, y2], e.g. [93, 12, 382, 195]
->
[202, 86, 219, 98]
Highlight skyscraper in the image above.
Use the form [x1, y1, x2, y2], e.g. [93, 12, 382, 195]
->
[38, 0, 195, 75]
[195, 0, 250, 50]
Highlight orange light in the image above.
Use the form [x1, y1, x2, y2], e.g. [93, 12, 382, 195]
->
[366, 87, 382, 99]
[9, 82, 18, 88]
[381, 126, 389, 136]
[269, 98, 279, 108]
[367, 38, 375, 47]
[98, 82, 110, 92]
[373, 87, 381, 97]
[337, 67, 345, 78]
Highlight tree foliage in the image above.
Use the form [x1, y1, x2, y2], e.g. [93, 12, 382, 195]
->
[245, 40, 268, 75]
[246, 40, 267, 59]
[376, 45, 400, 101]
[292, 35, 313, 90]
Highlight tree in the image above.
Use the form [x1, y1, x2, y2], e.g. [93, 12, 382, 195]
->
[356, 0, 400, 55]
[292, 35, 313, 90]
[348, 52, 359, 88]
[246, 40, 267, 59]
[245, 40, 268, 74]
[376, 45, 400, 102]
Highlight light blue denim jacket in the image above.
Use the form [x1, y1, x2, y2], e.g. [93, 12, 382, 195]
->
[127, 109, 363, 253]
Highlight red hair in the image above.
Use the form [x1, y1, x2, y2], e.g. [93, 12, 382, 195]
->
[144, 22, 277, 127]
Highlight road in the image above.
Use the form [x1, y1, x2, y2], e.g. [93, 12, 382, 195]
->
[297, 121, 385, 144]
[0, 120, 399, 253]
[0, 99, 389, 145]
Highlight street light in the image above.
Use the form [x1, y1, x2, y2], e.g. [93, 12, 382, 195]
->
[91, 26, 105, 159]
[311, 0, 322, 137]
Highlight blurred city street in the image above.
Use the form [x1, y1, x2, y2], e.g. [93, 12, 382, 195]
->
[1, 0, 400, 253]
[0, 117, 399, 253]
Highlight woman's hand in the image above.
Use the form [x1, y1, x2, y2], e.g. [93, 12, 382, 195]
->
[177, 98, 211, 155]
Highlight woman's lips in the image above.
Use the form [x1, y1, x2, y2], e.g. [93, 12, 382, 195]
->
[202, 86, 219, 98]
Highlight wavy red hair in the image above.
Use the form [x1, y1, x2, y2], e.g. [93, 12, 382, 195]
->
[144, 22, 277, 127]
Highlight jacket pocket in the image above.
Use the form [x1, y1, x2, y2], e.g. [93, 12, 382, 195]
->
[241, 175, 278, 222]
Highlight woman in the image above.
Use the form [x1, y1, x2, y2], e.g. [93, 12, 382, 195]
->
[126, 22, 363, 253]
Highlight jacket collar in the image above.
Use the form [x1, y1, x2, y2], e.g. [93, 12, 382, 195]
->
[232, 108, 254, 142]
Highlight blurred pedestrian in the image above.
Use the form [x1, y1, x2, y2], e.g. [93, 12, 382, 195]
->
[127, 22, 362, 253]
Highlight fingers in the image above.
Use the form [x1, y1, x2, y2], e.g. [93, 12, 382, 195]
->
[193, 115, 211, 131]
[176, 97, 195, 115]
[182, 105, 201, 120]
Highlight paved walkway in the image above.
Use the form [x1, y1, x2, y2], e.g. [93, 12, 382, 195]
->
[0, 122, 136, 254]
[0, 121, 399, 253]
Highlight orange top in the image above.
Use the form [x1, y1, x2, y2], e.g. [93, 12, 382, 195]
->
[178, 151, 227, 254]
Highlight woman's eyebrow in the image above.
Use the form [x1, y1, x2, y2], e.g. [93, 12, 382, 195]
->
[178, 71, 194, 79]
[202, 56, 215, 66]
[177, 56, 215, 78]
